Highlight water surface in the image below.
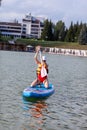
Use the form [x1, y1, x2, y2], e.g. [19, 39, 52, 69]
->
[0, 51, 87, 130]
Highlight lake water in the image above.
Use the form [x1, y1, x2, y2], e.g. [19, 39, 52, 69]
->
[0, 50, 87, 130]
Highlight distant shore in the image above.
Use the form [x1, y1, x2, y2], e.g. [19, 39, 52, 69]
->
[0, 42, 87, 57]
[47, 47, 87, 57]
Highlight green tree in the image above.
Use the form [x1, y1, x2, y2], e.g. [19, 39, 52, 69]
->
[73, 22, 79, 42]
[65, 21, 75, 42]
[41, 19, 49, 40]
[47, 20, 53, 40]
[54, 20, 66, 41]
[41, 19, 53, 41]
[78, 24, 87, 45]
[58, 22, 66, 41]
[73, 21, 83, 42]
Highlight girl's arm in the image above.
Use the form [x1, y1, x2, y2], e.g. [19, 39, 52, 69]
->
[34, 46, 41, 64]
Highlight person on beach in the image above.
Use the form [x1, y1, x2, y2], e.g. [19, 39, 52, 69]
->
[30, 46, 49, 88]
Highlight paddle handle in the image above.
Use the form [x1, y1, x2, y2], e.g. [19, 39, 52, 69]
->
[39, 50, 42, 63]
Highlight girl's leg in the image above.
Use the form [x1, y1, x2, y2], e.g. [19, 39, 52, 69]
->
[43, 78, 49, 88]
[30, 78, 38, 87]
[30, 78, 41, 87]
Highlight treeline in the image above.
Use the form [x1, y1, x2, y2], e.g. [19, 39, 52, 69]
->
[41, 19, 87, 45]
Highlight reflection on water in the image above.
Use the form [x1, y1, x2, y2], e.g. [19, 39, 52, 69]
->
[30, 101, 47, 118]
[22, 100, 49, 130]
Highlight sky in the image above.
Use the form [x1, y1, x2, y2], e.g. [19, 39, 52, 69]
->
[0, 0, 87, 27]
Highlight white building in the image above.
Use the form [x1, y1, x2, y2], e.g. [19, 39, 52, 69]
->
[0, 21, 22, 38]
[0, 14, 44, 39]
[21, 13, 44, 39]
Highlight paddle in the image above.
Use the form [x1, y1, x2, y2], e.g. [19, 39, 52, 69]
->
[39, 50, 42, 63]
[39, 50, 47, 78]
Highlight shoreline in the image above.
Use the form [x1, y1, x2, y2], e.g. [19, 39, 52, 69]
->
[43, 47, 87, 57]
[0, 42, 87, 57]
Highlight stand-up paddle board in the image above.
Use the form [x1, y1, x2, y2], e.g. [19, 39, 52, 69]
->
[23, 83, 55, 102]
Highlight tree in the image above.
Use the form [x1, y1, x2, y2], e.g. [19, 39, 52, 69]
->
[65, 21, 75, 42]
[58, 22, 66, 41]
[74, 21, 83, 42]
[54, 20, 66, 41]
[47, 20, 53, 40]
[78, 24, 87, 45]
[41, 19, 53, 41]
[41, 19, 49, 40]
[73, 22, 79, 42]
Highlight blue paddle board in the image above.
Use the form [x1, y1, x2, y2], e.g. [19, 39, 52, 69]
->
[23, 83, 55, 102]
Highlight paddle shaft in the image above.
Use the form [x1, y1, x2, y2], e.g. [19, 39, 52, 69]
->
[39, 51, 42, 63]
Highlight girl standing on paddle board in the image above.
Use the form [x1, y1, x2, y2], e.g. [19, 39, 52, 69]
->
[30, 46, 49, 88]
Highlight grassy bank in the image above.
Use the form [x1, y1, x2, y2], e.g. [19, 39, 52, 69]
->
[16, 38, 87, 50]
[1, 37, 87, 50]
